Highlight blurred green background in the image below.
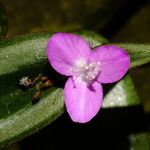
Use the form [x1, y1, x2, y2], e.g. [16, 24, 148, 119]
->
[0, 0, 150, 149]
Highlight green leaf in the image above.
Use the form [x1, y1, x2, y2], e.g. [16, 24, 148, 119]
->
[0, 88, 64, 148]
[129, 133, 150, 150]
[0, 32, 64, 148]
[0, 31, 147, 148]
[102, 74, 140, 108]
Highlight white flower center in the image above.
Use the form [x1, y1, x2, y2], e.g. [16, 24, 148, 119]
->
[72, 60, 101, 84]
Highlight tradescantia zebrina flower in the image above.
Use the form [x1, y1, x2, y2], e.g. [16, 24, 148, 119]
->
[46, 33, 130, 123]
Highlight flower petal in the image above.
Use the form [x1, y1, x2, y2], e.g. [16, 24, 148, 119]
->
[47, 33, 91, 76]
[90, 45, 130, 83]
[64, 78, 103, 123]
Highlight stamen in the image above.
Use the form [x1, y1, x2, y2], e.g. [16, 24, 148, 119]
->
[72, 60, 101, 84]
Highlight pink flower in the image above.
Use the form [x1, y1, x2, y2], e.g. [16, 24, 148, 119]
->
[46, 33, 130, 123]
